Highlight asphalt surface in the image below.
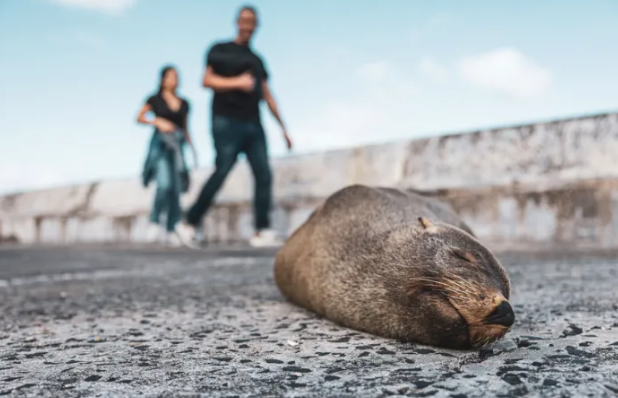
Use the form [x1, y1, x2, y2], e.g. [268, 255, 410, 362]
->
[0, 245, 617, 398]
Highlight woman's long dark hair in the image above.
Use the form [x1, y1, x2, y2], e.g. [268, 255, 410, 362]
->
[157, 64, 177, 94]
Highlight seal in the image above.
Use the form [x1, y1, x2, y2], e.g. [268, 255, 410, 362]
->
[274, 184, 514, 350]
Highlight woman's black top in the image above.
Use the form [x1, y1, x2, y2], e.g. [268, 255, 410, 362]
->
[146, 93, 190, 130]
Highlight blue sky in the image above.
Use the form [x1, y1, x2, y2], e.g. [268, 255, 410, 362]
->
[1, 0, 617, 194]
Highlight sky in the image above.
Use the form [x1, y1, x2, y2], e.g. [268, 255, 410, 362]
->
[0, 0, 617, 194]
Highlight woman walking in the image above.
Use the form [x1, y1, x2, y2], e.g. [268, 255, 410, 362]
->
[137, 65, 195, 246]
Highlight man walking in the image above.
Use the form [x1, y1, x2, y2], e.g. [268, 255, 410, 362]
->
[176, 5, 292, 248]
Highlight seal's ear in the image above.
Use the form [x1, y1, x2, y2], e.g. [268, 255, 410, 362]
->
[418, 217, 433, 230]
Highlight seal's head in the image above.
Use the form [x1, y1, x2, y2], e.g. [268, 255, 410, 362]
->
[397, 217, 514, 349]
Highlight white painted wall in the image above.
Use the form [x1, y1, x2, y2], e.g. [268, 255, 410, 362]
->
[1, 112, 617, 247]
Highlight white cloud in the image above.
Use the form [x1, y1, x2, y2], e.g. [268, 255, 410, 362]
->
[458, 48, 552, 99]
[356, 61, 418, 104]
[418, 56, 449, 82]
[44, 0, 141, 15]
[274, 49, 552, 156]
[290, 61, 421, 151]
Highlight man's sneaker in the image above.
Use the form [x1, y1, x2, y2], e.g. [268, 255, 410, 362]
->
[193, 225, 206, 245]
[174, 222, 201, 250]
[249, 229, 284, 248]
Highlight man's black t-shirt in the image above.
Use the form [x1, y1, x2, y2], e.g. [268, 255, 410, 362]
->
[206, 41, 268, 123]
[146, 94, 190, 130]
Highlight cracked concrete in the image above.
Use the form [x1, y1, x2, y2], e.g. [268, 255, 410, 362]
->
[0, 245, 617, 397]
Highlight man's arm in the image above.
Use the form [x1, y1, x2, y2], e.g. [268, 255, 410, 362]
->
[202, 43, 255, 92]
[262, 81, 292, 149]
[261, 81, 284, 128]
[202, 66, 251, 92]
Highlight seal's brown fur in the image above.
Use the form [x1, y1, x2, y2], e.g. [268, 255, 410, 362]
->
[274, 185, 513, 350]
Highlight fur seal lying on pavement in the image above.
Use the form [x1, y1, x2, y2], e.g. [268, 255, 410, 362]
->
[274, 185, 514, 350]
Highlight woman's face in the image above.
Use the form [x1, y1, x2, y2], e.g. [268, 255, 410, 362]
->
[163, 69, 178, 91]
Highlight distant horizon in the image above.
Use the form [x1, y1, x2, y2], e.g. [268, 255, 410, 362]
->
[2, 107, 614, 197]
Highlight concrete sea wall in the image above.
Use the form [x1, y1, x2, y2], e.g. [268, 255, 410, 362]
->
[2, 111, 618, 249]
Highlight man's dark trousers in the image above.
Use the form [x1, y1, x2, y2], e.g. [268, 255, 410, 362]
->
[186, 115, 272, 230]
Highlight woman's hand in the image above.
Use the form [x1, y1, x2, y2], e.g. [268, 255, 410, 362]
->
[154, 118, 176, 133]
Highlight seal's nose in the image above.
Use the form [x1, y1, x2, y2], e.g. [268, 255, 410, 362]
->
[484, 300, 515, 327]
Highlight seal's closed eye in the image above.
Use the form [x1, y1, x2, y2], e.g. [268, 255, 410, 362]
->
[450, 248, 478, 264]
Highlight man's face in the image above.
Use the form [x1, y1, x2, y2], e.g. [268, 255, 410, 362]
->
[236, 9, 257, 43]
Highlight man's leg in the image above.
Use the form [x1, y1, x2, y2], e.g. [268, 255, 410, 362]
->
[244, 122, 272, 231]
[183, 116, 244, 229]
[166, 152, 182, 234]
[244, 122, 282, 247]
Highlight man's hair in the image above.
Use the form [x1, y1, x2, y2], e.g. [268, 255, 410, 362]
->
[237, 5, 257, 20]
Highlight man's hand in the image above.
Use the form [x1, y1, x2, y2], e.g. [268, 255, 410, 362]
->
[261, 81, 291, 151]
[154, 118, 176, 133]
[283, 130, 293, 151]
[235, 72, 255, 92]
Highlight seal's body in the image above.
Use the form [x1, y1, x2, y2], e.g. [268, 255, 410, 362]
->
[274, 185, 514, 350]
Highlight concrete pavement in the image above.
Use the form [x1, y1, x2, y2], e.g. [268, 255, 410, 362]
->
[0, 245, 617, 397]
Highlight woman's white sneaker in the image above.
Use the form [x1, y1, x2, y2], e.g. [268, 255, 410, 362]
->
[146, 223, 164, 243]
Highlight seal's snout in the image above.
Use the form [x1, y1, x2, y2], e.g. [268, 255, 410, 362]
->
[484, 300, 515, 327]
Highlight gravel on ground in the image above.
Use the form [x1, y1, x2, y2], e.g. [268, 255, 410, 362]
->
[0, 245, 617, 397]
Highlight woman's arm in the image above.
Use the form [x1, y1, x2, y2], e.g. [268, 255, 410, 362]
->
[136, 103, 155, 126]
[136, 102, 174, 132]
